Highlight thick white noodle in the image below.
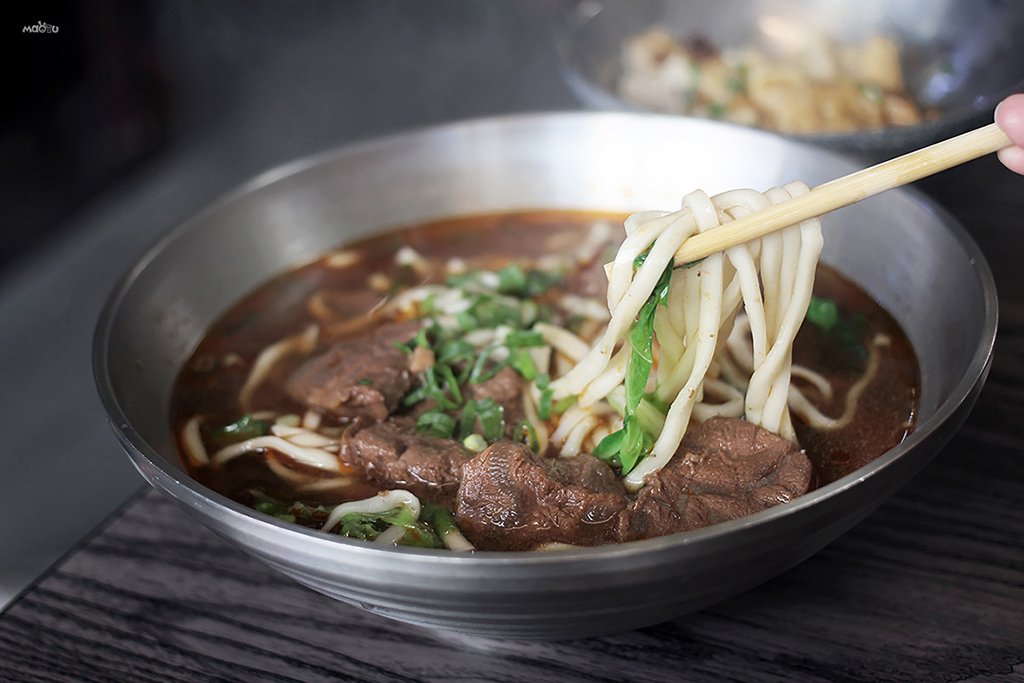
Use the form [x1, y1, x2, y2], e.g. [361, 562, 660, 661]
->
[302, 410, 322, 431]
[553, 210, 695, 396]
[791, 365, 834, 400]
[270, 424, 337, 448]
[212, 436, 340, 472]
[321, 490, 421, 533]
[534, 322, 590, 362]
[441, 527, 476, 551]
[238, 324, 318, 410]
[181, 416, 208, 466]
[788, 334, 890, 430]
[375, 525, 408, 545]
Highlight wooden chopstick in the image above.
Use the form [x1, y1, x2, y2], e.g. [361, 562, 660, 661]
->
[671, 123, 1013, 266]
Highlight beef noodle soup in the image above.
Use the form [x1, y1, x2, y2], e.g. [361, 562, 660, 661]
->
[172, 200, 918, 552]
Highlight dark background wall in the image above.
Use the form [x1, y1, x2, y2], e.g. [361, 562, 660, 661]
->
[3, 0, 570, 271]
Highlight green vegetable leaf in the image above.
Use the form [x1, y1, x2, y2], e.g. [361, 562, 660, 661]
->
[599, 262, 672, 474]
[336, 506, 443, 548]
[626, 295, 658, 413]
[209, 414, 271, 449]
[593, 428, 625, 463]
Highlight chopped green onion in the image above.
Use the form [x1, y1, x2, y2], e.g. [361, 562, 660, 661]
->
[436, 364, 463, 405]
[477, 399, 505, 442]
[401, 384, 428, 407]
[255, 500, 285, 516]
[436, 339, 475, 364]
[421, 503, 460, 539]
[462, 433, 488, 452]
[538, 388, 554, 420]
[553, 395, 577, 415]
[806, 296, 840, 331]
[445, 272, 476, 288]
[633, 249, 651, 269]
[524, 269, 562, 296]
[505, 330, 545, 348]
[424, 366, 460, 410]
[416, 411, 457, 439]
[510, 349, 537, 380]
[517, 421, 539, 452]
[497, 264, 528, 295]
[460, 398, 504, 442]
[806, 296, 867, 361]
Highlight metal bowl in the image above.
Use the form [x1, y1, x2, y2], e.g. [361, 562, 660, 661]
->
[94, 113, 996, 639]
[556, 0, 1024, 158]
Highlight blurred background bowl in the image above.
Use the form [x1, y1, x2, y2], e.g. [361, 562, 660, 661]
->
[556, 0, 1024, 158]
[95, 113, 996, 639]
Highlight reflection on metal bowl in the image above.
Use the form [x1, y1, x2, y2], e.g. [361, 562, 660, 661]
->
[94, 113, 996, 639]
[556, 0, 1024, 158]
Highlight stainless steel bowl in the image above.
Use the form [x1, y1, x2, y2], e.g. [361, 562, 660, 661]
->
[556, 0, 1024, 158]
[94, 113, 996, 639]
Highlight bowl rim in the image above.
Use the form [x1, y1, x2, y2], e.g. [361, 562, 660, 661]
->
[92, 110, 999, 565]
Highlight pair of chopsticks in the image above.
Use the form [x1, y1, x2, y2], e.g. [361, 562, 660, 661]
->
[670, 123, 1013, 266]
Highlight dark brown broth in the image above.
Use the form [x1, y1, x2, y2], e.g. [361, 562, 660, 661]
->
[172, 211, 919, 512]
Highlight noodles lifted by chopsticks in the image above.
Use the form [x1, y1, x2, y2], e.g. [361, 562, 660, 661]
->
[550, 182, 823, 490]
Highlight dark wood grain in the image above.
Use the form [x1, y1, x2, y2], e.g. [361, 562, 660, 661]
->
[2, 158, 1022, 683]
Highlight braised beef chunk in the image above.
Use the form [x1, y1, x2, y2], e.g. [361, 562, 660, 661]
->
[469, 367, 525, 435]
[344, 417, 471, 506]
[285, 324, 416, 421]
[546, 455, 625, 495]
[456, 442, 627, 550]
[619, 417, 812, 541]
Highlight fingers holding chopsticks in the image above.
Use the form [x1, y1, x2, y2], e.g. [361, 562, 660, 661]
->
[996, 94, 1024, 174]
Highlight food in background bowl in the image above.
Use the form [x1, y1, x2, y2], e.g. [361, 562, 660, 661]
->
[618, 28, 933, 133]
[174, 194, 918, 552]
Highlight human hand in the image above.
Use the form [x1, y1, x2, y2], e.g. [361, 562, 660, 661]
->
[995, 94, 1024, 173]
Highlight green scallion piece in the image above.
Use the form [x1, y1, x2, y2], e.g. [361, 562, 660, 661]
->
[416, 411, 457, 439]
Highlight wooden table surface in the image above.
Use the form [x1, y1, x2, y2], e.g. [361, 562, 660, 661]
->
[1, 156, 1022, 682]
